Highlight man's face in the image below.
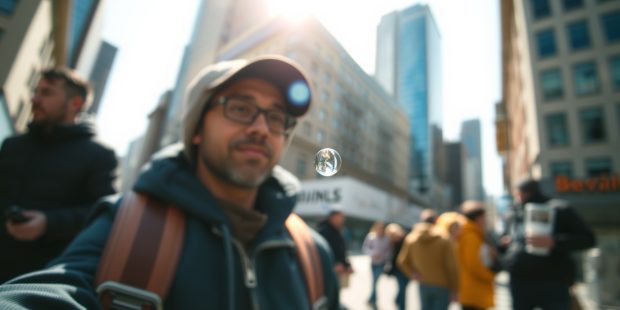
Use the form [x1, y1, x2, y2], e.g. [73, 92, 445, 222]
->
[31, 78, 74, 126]
[192, 78, 287, 188]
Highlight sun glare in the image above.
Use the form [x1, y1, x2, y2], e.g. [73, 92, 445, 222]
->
[267, 0, 317, 22]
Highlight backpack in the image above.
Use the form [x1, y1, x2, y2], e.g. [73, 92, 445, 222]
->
[94, 191, 325, 310]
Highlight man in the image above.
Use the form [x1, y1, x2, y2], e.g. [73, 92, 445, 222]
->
[501, 178, 596, 310]
[0, 56, 339, 309]
[318, 206, 353, 287]
[458, 201, 496, 310]
[397, 209, 459, 310]
[0, 68, 117, 283]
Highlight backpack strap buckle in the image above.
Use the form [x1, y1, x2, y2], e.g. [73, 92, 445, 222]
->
[97, 281, 163, 310]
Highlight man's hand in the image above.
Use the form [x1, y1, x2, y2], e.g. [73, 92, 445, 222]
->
[5, 210, 47, 241]
[526, 234, 555, 249]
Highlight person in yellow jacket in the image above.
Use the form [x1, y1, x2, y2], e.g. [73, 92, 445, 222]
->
[458, 200, 497, 310]
[397, 209, 459, 310]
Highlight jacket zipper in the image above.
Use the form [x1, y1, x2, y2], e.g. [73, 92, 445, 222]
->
[214, 226, 295, 310]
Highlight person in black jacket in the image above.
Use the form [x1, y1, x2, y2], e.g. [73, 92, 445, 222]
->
[318, 207, 353, 286]
[0, 68, 117, 283]
[500, 178, 596, 310]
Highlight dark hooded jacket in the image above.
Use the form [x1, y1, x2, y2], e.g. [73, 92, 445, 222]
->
[501, 192, 596, 284]
[0, 150, 339, 310]
[318, 216, 351, 269]
[0, 122, 117, 282]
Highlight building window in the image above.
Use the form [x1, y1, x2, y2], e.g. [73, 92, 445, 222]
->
[545, 113, 570, 146]
[585, 157, 612, 177]
[580, 106, 607, 144]
[601, 10, 620, 43]
[531, 0, 552, 19]
[573, 62, 600, 96]
[536, 29, 557, 58]
[540, 68, 564, 101]
[0, 0, 17, 15]
[610, 55, 620, 91]
[550, 161, 573, 178]
[567, 20, 591, 50]
[563, 0, 583, 11]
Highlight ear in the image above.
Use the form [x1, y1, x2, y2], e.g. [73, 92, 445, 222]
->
[69, 96, 85, 113]
[191, 131, 201, 144]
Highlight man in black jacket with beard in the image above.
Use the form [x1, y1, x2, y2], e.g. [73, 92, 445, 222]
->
[0, 68, 117, 283]
[501, 178, 595, 310]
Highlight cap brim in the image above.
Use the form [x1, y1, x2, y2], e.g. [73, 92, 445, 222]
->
[221, 56, 312, 117]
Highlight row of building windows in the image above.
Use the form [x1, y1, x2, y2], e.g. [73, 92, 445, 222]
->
[532, 0, 618, 20]
[550, 156, 615, 178]
[545, 104, 620, 146]
[536, 11, 620, 59]
[540, 56, 620, 100]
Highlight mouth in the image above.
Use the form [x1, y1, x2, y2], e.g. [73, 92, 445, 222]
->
[234, 144, 271, 159]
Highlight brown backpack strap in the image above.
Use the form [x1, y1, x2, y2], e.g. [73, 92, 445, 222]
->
[95, 191, 186, 310]
[285, 213, 326, 309]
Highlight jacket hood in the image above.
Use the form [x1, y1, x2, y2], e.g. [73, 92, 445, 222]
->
[411, 223, 444, 244]
[460, 219, 484, 238]
[132, 144, 301, 227]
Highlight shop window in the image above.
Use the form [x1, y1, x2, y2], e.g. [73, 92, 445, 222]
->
[585, 157, 612, 177]
[550, 161, 573, 178]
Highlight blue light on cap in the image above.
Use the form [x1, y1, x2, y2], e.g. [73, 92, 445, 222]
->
[288, 80, 310, 107]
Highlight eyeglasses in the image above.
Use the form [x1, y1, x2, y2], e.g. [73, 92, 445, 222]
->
[210, 96, 296, 134]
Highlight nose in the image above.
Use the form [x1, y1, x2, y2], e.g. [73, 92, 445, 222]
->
[246, 111, 271, 136]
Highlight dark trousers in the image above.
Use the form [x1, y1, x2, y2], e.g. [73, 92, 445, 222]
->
[510, 279, 570, 310]
[461, 306, 485, 310]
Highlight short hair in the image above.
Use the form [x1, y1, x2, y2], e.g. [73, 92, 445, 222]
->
[41, 68, 92, 107]
[420, 209, 437, 224]
[460, 200, 486, 221]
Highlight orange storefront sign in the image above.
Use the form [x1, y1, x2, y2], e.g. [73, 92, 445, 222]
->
[556, 174, 620, 193]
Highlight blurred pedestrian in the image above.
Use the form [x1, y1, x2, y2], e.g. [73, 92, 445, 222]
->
[397, 209, 459, 310]
[362, 220, 391, 307]
[0, 56, 340, 309]
[458, 201, 496, 310]
[500, 178, 596, 310]
[0, 67, 117, 283]
[318, 206, 354, 288]
[435, 211, 463, 243]
[384, 223, 409, 310]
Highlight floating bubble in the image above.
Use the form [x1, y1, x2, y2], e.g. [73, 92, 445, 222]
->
[314, 148, 342, 177]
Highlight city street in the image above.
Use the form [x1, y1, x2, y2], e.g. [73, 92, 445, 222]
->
[340, 255, 512, 310]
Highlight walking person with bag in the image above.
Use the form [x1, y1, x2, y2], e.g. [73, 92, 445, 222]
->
[0, 56, 340, 309]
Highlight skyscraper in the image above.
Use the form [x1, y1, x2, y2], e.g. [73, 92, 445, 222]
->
[376, 4, 443, 198]
[461, 119, 485, 201]
[88, 40, 117, 115]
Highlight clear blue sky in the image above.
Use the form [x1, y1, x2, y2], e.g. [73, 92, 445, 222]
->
[97, 0, 503, 196]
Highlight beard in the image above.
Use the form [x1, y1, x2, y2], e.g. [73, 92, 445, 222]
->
[199, 135, 275, 188]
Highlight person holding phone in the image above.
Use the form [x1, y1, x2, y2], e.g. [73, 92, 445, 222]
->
[0, 68, 117, 283]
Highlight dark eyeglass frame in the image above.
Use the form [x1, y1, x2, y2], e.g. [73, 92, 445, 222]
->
[208, 96, 297, 135]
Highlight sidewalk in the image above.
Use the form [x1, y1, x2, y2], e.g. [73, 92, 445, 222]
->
[340, 255, 512, 310]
